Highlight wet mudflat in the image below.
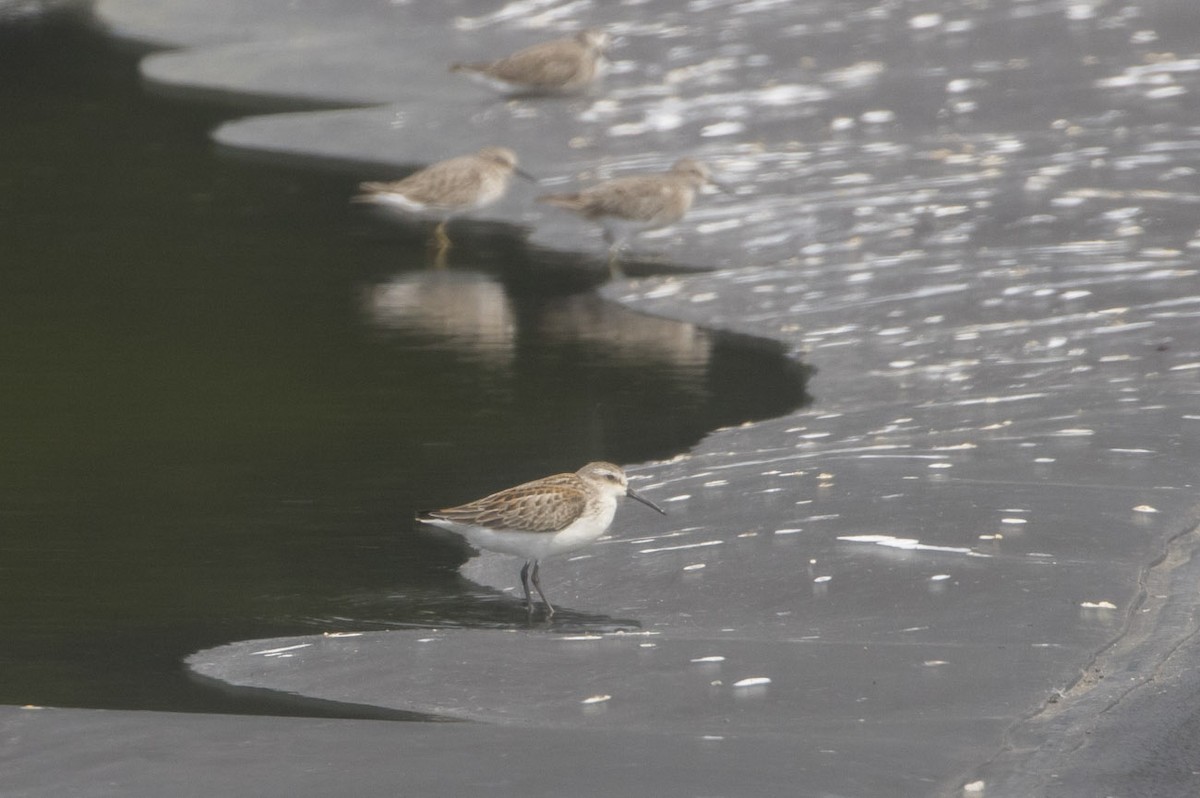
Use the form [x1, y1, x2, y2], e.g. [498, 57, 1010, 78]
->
[5, 0, 1200, 796]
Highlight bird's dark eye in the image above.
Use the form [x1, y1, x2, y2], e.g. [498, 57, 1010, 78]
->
[605, 473, 619, 482]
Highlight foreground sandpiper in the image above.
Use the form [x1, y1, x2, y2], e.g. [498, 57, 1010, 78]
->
[353, 146, 534, 256]
[417, 461, 665, 615]
[537, 158, 723, 263]
[450, 29, 611, 95]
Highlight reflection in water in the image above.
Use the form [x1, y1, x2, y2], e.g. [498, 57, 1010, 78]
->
[534, 292, 711, 368]
[359, 263, 812, 474]
[365, 268, 714, 374]
[366, 270, 517, 365]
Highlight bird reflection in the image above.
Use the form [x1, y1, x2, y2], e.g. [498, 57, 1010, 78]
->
[535, 292, 712, 367]
[365, 270, 516, 364]
[364, 271, 713, 372]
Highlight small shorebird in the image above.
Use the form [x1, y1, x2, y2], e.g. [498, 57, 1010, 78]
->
[537, 158, 723, 265]
[417, 462, 665, 615]
[353, 146, 534, 257]
[450, 29, 611, 95]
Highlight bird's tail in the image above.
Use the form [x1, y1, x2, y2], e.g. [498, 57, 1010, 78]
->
[449, 62, 487, 75]
[350, 182, 389, 204]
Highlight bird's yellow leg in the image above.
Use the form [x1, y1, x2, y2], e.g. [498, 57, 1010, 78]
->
[606, 246, 626, 280]
[432, 221, 451, 267]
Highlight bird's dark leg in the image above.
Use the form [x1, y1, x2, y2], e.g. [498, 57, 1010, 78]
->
[529, 560, 555, 616]
[520, 560, 535, 614]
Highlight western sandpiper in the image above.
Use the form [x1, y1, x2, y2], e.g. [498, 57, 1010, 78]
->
[353, 146, 534, 255]
[537, 158, 723, 264]
[450, 29, 611, 95]
[417, 461, 665, 615]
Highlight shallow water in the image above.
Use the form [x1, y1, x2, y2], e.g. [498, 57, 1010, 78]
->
[0, 11, 809, 714]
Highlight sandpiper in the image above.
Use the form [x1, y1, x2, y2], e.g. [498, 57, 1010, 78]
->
[353, 146, 534, 256]
[537, 158, 723, 263]
[417, 461, 665, 615]
[450, 29, 611, 95]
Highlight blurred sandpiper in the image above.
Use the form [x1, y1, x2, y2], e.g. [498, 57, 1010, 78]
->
[537, 158, 724, 266]
[353, 146, 534, 256]
[450, 29, 611, 96]
[417, 461, 664, 615]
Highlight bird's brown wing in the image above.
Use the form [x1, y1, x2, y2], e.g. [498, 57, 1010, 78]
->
[388, 157, 487, 208]
[488, 41, 588, 87]
[576, 178, 679, 221]
[429, 474, 586, 533]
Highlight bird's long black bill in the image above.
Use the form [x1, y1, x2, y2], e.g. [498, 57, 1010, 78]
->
[514, 167, 540, 184]
[627, 487, 666, 515]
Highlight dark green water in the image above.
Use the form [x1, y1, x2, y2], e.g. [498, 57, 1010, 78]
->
[0, 10, 809, 716]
